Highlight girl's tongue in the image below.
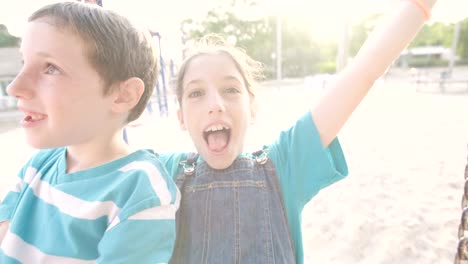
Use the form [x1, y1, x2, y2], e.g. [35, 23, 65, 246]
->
[207, 130, 229, 152]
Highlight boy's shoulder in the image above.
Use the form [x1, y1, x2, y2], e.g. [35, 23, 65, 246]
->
[154, 151, 190, 179]
[32, 147, 65, 159]
[156, 151, 189, 169]
[109, 150, 179, 217]
[25, 147, 66, 167]
[116, 149, 164, 173]
[117, 149, 176, 186]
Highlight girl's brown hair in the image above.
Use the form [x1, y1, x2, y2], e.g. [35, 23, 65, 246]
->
[176, 34, 264, 107]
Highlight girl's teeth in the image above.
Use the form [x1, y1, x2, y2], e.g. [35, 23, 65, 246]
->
[205, 125, 229, 132]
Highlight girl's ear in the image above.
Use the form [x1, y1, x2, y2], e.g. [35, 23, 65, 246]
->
[177, 109, 187, 130]
[111, 77, 144, 114]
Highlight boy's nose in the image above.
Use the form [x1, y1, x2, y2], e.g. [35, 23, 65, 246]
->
[7, 72, 34, 100]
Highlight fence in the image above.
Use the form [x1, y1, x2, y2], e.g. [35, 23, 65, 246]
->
[0, 76, 17, 111]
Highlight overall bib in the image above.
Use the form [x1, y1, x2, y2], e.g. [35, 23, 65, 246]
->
[170, 150, 296, 264]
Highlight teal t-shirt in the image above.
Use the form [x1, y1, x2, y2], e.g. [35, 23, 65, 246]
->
[159, 111, 348, 264]
[0, 148, 179, 263]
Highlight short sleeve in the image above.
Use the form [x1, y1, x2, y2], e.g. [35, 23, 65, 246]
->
[267, 111, 348, 207]
[158, 152, 187, 181]
[97, 158, 179, 263]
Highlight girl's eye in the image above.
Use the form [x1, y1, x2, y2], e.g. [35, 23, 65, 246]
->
[225, 87, 240, 94]
[45, 64, 61, 75]
[188, 90, 204, 98]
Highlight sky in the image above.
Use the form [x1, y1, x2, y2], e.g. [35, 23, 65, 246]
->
[1, 0, 467, 35]
[0, 0, 466, 60]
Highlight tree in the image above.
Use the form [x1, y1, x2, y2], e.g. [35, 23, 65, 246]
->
[181, 8, 275, 76]
[0, 24, 20, 47]
[410, 22, 454, 47]
[458, 18, 468, 62]
[349, 14, 381, 57]
[181, 8, 338, 78]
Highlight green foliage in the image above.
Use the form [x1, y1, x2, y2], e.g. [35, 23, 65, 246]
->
[410, 18, 468, 61]
[280, 18, 322, 77]
[317, 61, 337, 74]
[181, 8, 337, 78]
[459, 18, 468, 60]
[349, 14, 381, 56]
[410, 22, 454, 47]
[182, 9, 275, 76]
[0, 24, 20, 47]
[406, 56, 448, 68]
[180, 7, 468, 78]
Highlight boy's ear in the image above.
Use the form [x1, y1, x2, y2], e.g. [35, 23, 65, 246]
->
[177, 109, 186, 130]
[111, 77, 144, 113]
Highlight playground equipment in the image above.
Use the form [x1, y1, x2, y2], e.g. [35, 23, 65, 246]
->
[151, 31, 169, 117]
[455, 146, 468, 263]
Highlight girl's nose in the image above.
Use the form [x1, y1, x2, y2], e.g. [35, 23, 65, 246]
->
[208, 92, 226, 114]
[7, 71, 34, 100]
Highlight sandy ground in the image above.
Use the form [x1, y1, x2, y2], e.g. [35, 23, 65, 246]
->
[0, 76, 467, 263]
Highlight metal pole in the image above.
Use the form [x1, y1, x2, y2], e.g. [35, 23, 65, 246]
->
[276, 14, 282, 82]
[336, 17, 350, 72]
[448, 21, 461, 76]
[155, 32, 169, 116]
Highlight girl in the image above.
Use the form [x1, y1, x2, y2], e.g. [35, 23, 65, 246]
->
[159, 0, 438, 263]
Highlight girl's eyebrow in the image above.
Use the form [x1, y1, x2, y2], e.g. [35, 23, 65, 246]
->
[223, 76, 244, 86]
[223, 76, 241, 82]
[185, 75, 242, 88]
[185, 79, 204, 87]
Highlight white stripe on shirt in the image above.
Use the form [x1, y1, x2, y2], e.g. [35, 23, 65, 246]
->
[27, 176, 120, 221]
[119, 161, 172, 205]
[129, 204, 177, 220]
[23, 167, 38, 185]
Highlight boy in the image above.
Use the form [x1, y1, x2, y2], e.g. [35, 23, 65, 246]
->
[0, 2, 179, 263]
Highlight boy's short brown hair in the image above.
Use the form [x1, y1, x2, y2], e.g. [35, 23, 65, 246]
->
[29, 2, 158, 122]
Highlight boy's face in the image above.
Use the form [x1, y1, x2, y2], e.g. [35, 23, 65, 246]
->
[7, 18, 116, 149]
[178, 54, 256, 170]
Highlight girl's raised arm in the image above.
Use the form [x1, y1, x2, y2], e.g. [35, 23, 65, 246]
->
[312, 0, 438, 147]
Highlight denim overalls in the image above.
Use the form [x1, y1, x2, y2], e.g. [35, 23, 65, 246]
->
[170, 149, 296, 264]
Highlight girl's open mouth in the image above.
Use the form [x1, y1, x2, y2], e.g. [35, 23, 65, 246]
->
[203, 125, 231, 152]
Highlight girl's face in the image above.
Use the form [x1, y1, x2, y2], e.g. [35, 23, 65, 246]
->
[178, 54, 256, 169]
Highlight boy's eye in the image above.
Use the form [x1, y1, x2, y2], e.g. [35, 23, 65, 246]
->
[45, 64, 61, 75]
[188, 90, 204, 98]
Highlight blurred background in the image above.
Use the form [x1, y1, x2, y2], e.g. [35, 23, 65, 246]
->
[1, 0, 468, 103]
[0, 1, 467, 263]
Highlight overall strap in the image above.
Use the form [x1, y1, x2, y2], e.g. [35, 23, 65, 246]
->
[252, 146, 269, 165]
[179, 152, 199, 176]
[253, 146, 296, 260]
